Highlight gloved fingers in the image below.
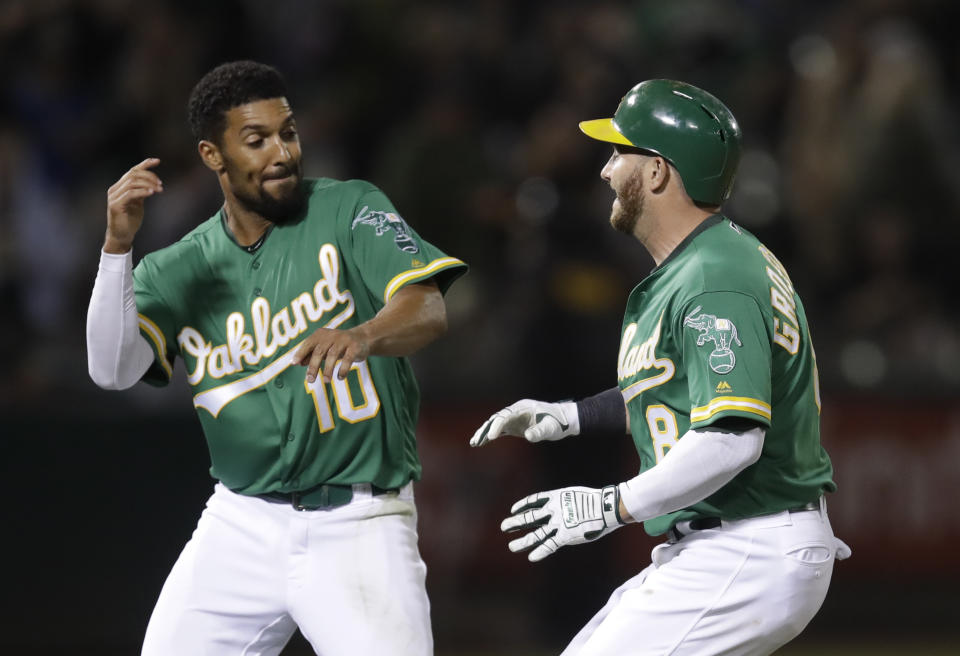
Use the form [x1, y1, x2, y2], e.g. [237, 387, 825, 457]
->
[501, 506, 550, 533]
[507, 526, 557, 554]
[470, 401, 541, 446]
[469, 411, 508, 447]
[528, 536, 561, 562]
[508, 492, 550, 515]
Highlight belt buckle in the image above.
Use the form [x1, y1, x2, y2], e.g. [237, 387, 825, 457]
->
[789, 499, 820, 514]
[292, 484, 339, 511]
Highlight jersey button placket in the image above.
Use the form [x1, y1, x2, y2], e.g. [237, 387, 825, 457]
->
[251, 258, 262, 296]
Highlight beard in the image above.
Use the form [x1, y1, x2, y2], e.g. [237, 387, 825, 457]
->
[228, 159, 307, 225]
[609, 173, 645, 235]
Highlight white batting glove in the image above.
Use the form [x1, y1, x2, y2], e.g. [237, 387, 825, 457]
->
[500, 485, 624, 562]
[469, 399, 580, 447]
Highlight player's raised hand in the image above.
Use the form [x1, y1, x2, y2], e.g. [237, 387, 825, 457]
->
[105, 158, 163, 253]
[292, 327, 371, 383]
[469, 399, 580, 447]
[501, 485, 624, 562]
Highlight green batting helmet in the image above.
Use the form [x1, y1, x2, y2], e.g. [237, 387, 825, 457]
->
[580, 80, 741, 205]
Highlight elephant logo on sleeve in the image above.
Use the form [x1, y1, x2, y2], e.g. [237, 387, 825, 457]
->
[351, 206, 420, 254]
[683, 306, 742, 374]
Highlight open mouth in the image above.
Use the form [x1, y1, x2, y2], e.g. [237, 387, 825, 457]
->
[264, 172, 296, 186]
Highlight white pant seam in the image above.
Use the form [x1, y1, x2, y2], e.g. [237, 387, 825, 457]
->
[663, 533, 756, 656]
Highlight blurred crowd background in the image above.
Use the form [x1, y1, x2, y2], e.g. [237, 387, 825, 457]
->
[2, 0, 958, 654]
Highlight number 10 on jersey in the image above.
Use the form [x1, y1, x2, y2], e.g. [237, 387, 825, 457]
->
[304, 361, 381, 431]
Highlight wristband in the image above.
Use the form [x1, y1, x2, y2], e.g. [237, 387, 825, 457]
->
[576, 387, 626, 436]
[601, 485, 625, 526]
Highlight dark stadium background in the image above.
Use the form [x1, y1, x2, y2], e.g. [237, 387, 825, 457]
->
[2, 0, 958, 653]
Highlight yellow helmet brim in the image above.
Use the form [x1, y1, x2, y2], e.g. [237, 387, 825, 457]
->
[578, 118, 634, 146]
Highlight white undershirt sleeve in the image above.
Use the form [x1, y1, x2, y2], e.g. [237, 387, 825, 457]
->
[86, 249, 155, 390]
[618, 426, 766, 522]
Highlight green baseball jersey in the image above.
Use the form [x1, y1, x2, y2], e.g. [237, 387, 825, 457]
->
[132, 178, 467, 495]
[617, 215, 834, 536]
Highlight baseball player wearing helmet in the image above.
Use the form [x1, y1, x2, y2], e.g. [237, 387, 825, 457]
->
[86, 61, 466, 655]
[471, 80, 850, 655]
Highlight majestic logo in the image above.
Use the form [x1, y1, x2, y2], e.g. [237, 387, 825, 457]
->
[683, 306, 742, 374]
[351, 206, 420, 254]
[715, 381, 733, 394]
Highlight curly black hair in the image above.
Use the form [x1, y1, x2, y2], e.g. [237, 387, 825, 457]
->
[187, 60, 289, 144]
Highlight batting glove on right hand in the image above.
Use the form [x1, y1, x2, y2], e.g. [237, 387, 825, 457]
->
[470, 399, 580, 447]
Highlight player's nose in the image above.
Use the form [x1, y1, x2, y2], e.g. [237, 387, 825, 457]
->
[266, 134, 293, 165]
[600, 152, 615, 182]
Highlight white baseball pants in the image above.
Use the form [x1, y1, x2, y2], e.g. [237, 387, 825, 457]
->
[141, 482, 431, 656]
[562, 499, 850, 656]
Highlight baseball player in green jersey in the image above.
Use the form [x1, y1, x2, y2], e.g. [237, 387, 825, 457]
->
[86, 61, 466, 655]
[471, 80, 850, 654]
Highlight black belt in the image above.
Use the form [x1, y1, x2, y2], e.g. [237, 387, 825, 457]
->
[258, 482, 396, 511]
[668, 500, 820, 542]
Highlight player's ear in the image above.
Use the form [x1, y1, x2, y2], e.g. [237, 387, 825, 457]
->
[648, 156, 673, 194]
[198, 140, 224, 172]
